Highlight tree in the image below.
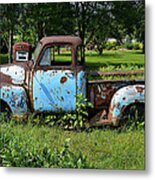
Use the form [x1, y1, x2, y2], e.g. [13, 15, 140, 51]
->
[134, 0, 145, 53]
[90, 2, 112, 55]
[72, 1, 113, 55]
[110, 0, 145, 53]
[0, 4, 20, 63]
[44, 2, 75, 36]
[0, 1, 145, 60]
[15, 3, 37, 46]
[72, 2, 99, 58]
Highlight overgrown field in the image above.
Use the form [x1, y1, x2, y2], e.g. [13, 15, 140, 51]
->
[0, 119, 144, 169]
[0, 50, 145, 169]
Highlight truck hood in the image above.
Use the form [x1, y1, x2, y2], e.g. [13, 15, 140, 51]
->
[0, 64, 26, 85]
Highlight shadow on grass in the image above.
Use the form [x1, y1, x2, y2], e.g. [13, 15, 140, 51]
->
[132, 51, 144, 55]
[56, 53, 71, 57]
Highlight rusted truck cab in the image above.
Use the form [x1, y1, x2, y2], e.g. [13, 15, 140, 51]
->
[0, 36, 145, 126]
[0, 36, 86, 117]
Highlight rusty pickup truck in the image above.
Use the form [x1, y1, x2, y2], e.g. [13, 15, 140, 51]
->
[0, 36, 145, 126]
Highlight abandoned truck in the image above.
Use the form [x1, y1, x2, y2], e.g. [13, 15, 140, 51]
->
[0, 36, 145, 126]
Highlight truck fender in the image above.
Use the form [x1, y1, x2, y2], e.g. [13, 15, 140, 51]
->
[0, 85, 28, 116]
[108, 84, 145, 126]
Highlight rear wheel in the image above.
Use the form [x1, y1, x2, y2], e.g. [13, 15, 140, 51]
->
[120, 103, 145, 129]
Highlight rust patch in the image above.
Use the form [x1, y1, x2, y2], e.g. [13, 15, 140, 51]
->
[60, 76, 67, 84]
[88, 82, 119, 111]
[0, 72, 12, 84]
[136, 86, 145, 93]
[40, 36, 82, 47]
[135, 99, 139, 103]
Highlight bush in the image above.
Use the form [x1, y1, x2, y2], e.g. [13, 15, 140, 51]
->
[124, 42, 133, 50]
[0, 130, 89, 168]
[139, 43, 143, 50]
[105, 41, 118, 50]
[123, 35, 133, 50]
[133, 42, 140, 50]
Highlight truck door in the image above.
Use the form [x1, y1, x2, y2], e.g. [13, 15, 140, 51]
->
[33, 45, 77, 113]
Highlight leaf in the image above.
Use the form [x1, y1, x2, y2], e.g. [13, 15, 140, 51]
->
[80, 121, 83, 127]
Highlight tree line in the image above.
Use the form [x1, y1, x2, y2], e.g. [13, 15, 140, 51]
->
[0, 1, 145, 62]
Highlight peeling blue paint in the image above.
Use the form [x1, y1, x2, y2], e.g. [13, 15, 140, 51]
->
[0, 85, 28, 114]
[77, 71, 86, 97]
[109, 85, 145, 125]
[33, 69, 86, 113]
[33, 70, 73, 112]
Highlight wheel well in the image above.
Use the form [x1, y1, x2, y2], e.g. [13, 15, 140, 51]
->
[122, 102, 145, 114]
[0, 99, 12, 113]
[121, 102, 145, 122]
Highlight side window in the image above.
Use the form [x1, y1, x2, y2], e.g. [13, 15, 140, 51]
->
[40, 48, 51, 66]
[40, 45, 72, 66]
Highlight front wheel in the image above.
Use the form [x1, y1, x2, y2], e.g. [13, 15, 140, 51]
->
[0, 100, 11, 122]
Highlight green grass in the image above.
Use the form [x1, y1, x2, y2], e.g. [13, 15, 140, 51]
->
[85, 50, 144, 68]
[0, 121, 144, 169]
[51, 50, 144, 68]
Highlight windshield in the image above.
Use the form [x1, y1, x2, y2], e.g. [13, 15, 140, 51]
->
[33, 42, 42, 63]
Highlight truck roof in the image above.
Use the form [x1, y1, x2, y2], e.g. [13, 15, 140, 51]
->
[40, 36, 82, 47]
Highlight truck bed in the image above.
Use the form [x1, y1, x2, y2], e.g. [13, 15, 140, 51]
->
[87, 70, 144, 116]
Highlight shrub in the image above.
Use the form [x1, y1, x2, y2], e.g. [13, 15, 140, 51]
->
[105, 41, 118, 50]
[139, 43, 143, 50]
[133, 42, 140, 50]
[74, 94, 93, 129]
[0, 130, 89, 168]
[123, 35, 134, 50]
[124, 42, 133, 50]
